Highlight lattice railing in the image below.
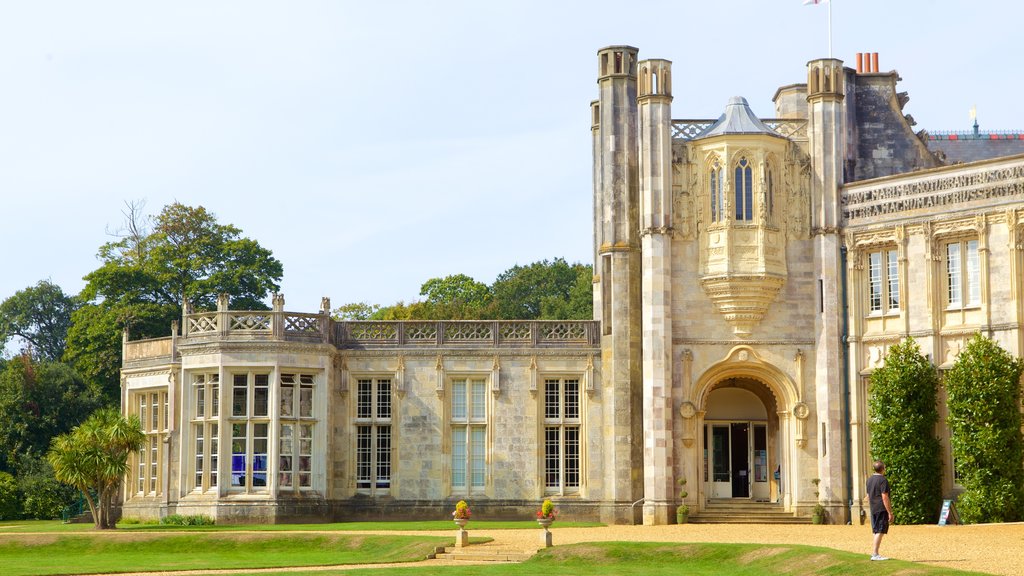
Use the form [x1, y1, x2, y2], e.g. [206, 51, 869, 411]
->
[284, 313, 321, 333]
[187, 313, 218, 334]
[671, 118, 808, 141]
[671, 120, 714, 140]
[230, 313, 272, 331]
[763, 119, 808, 140]
[339, 320, 598, 348]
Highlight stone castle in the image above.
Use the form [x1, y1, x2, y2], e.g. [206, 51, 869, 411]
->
[121, 46, 1024, 524]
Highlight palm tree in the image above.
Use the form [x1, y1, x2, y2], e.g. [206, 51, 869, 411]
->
[48, 407, 145, 529]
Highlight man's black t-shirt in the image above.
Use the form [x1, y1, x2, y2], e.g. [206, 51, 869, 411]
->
[866, 473, 890, 513]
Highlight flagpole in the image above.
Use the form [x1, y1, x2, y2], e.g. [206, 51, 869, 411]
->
[828, 0, 833, 58]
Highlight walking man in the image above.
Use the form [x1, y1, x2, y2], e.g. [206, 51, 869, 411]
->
[866, 460, 894, 561]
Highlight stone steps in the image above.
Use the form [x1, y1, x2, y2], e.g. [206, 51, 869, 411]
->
[689, 500, 810, 524]
[432, 546, 535, 563]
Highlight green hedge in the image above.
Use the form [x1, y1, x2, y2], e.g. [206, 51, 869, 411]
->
[945, 333, 1024, 523]
[868, 337, 943, 524]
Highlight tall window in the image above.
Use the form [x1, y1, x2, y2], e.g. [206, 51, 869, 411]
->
[279, 373, 316, 490]
[946, 240, 980, 308]
[191, 373, 219, 492]
[230, 372, 270, 492]
[868, 249, 900, 314]
[133, 389, 168, 496]
[451, 378, 487, 493]
[734, 157, 753, 221]
[766, 165, 775, 221]
[354, 377, 391, 494]
[710, 161, 723, 222]
[544, 378, 581, 494]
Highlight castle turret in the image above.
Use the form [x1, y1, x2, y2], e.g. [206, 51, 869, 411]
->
[806, 57, 848, 522]
[636, 58, 676, 525]
[593, 45, 643, 523]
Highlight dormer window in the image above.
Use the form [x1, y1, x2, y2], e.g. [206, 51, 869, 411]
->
[710, 161, 724, 222]
[734, 157, 753, 221]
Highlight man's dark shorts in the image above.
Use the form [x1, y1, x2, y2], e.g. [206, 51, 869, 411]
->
[871, 510, 889, 534]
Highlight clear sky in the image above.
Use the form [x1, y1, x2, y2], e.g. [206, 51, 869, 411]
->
[1, 0, 1020, 315]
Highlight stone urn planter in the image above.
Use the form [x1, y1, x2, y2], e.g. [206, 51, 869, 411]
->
[537, 517, 554, 530]
[454, 517, 468, 529]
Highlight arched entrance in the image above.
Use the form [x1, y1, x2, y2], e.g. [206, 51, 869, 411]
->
[703, 379, 778, 501]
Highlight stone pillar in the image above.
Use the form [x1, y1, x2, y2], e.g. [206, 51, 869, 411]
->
[594, 45, 643, 523]
[637, 58, 675, 525]
[807, 58, 849, 522]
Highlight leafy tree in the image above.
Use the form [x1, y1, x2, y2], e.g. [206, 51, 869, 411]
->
[0, 280, 80, 361]
[945, 333, 1024, 523]
[867, 337, 943, 524]
[490, 258, 592, 320]
[0, 471, 18, 520]
[65, 202, 283, 398]
[48, 407, 145, 529]
[418, 274, 491, 319]
[0, 355, 104, 473]
[15, 454, 77, 519]
[332, 302, 381, 321]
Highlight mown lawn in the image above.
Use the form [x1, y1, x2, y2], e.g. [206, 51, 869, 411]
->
[281, 542, 990, 576]
[0, 533, 449, 576]
[0, 519, 602, 533]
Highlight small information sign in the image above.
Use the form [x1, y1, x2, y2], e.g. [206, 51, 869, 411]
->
[938, 499, 959, 526]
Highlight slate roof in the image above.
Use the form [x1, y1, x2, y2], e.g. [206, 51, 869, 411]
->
[695, 96, 782, 140]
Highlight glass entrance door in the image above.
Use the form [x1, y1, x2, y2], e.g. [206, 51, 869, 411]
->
[707, 421, 769, 499]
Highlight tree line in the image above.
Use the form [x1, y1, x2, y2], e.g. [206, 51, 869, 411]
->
[0, 200, 591, 526]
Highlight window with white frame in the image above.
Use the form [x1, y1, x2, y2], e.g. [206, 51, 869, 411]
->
[229, 372, 270, 491]
[354, 377, 391, 494]
[279, 373, 316, 490]
[945, 239, 980, 308]
[451, 378, 487, 493]
[543, 377, 581, 494]
[132, 389, 168, 496]
[191, 373, 220, 492]
[868, 249, 900, 314]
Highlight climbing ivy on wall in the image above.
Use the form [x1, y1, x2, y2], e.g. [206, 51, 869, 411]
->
[868, 337, 943, 524]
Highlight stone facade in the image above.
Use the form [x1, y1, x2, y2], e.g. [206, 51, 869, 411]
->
[121, 46, 1024, 525]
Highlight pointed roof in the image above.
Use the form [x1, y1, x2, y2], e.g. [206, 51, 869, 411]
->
[695, 96, 781, 139]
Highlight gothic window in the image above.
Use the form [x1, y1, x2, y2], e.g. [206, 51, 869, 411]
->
[766, 165, 775, 221]
[543, 377, 581, 495]
[354, 377, 391, 494]
[734, 157, 753, 221]
[280, 373, 316, 490]
[131, 389, 168, 496]
[191, 373, 219, 492]
[867, 249, 900, 314]
[230, 372, 271, 492]
[451, 377, 487, 494]
[710, 161, 724, 222]
[945, 240, 980, 308]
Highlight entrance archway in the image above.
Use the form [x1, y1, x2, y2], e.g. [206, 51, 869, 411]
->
[689, 346, 802, 510]
[704, 380, 777, 501]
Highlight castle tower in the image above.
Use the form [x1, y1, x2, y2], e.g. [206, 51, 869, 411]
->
[593, 45, 644, 522]
[636, 58, 675, 525]
[806, 58, 849, 522]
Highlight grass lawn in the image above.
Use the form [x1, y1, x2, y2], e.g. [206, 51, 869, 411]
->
[274, 542, 990, 576]
[0, 519, 602, 533]
[0, 533, 450, 576]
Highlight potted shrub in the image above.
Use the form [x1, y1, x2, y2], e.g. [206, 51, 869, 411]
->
[536, 498, 557, 529]
[676, 478, 689, 524]
[811, 479, 826, 524]
[452, 500, 471, 529]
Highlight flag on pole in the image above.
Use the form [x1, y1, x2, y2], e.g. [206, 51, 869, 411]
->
[803, 0, 833, 58]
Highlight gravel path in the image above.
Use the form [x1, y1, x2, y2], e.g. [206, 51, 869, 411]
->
[7, 523, 1021, 576]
